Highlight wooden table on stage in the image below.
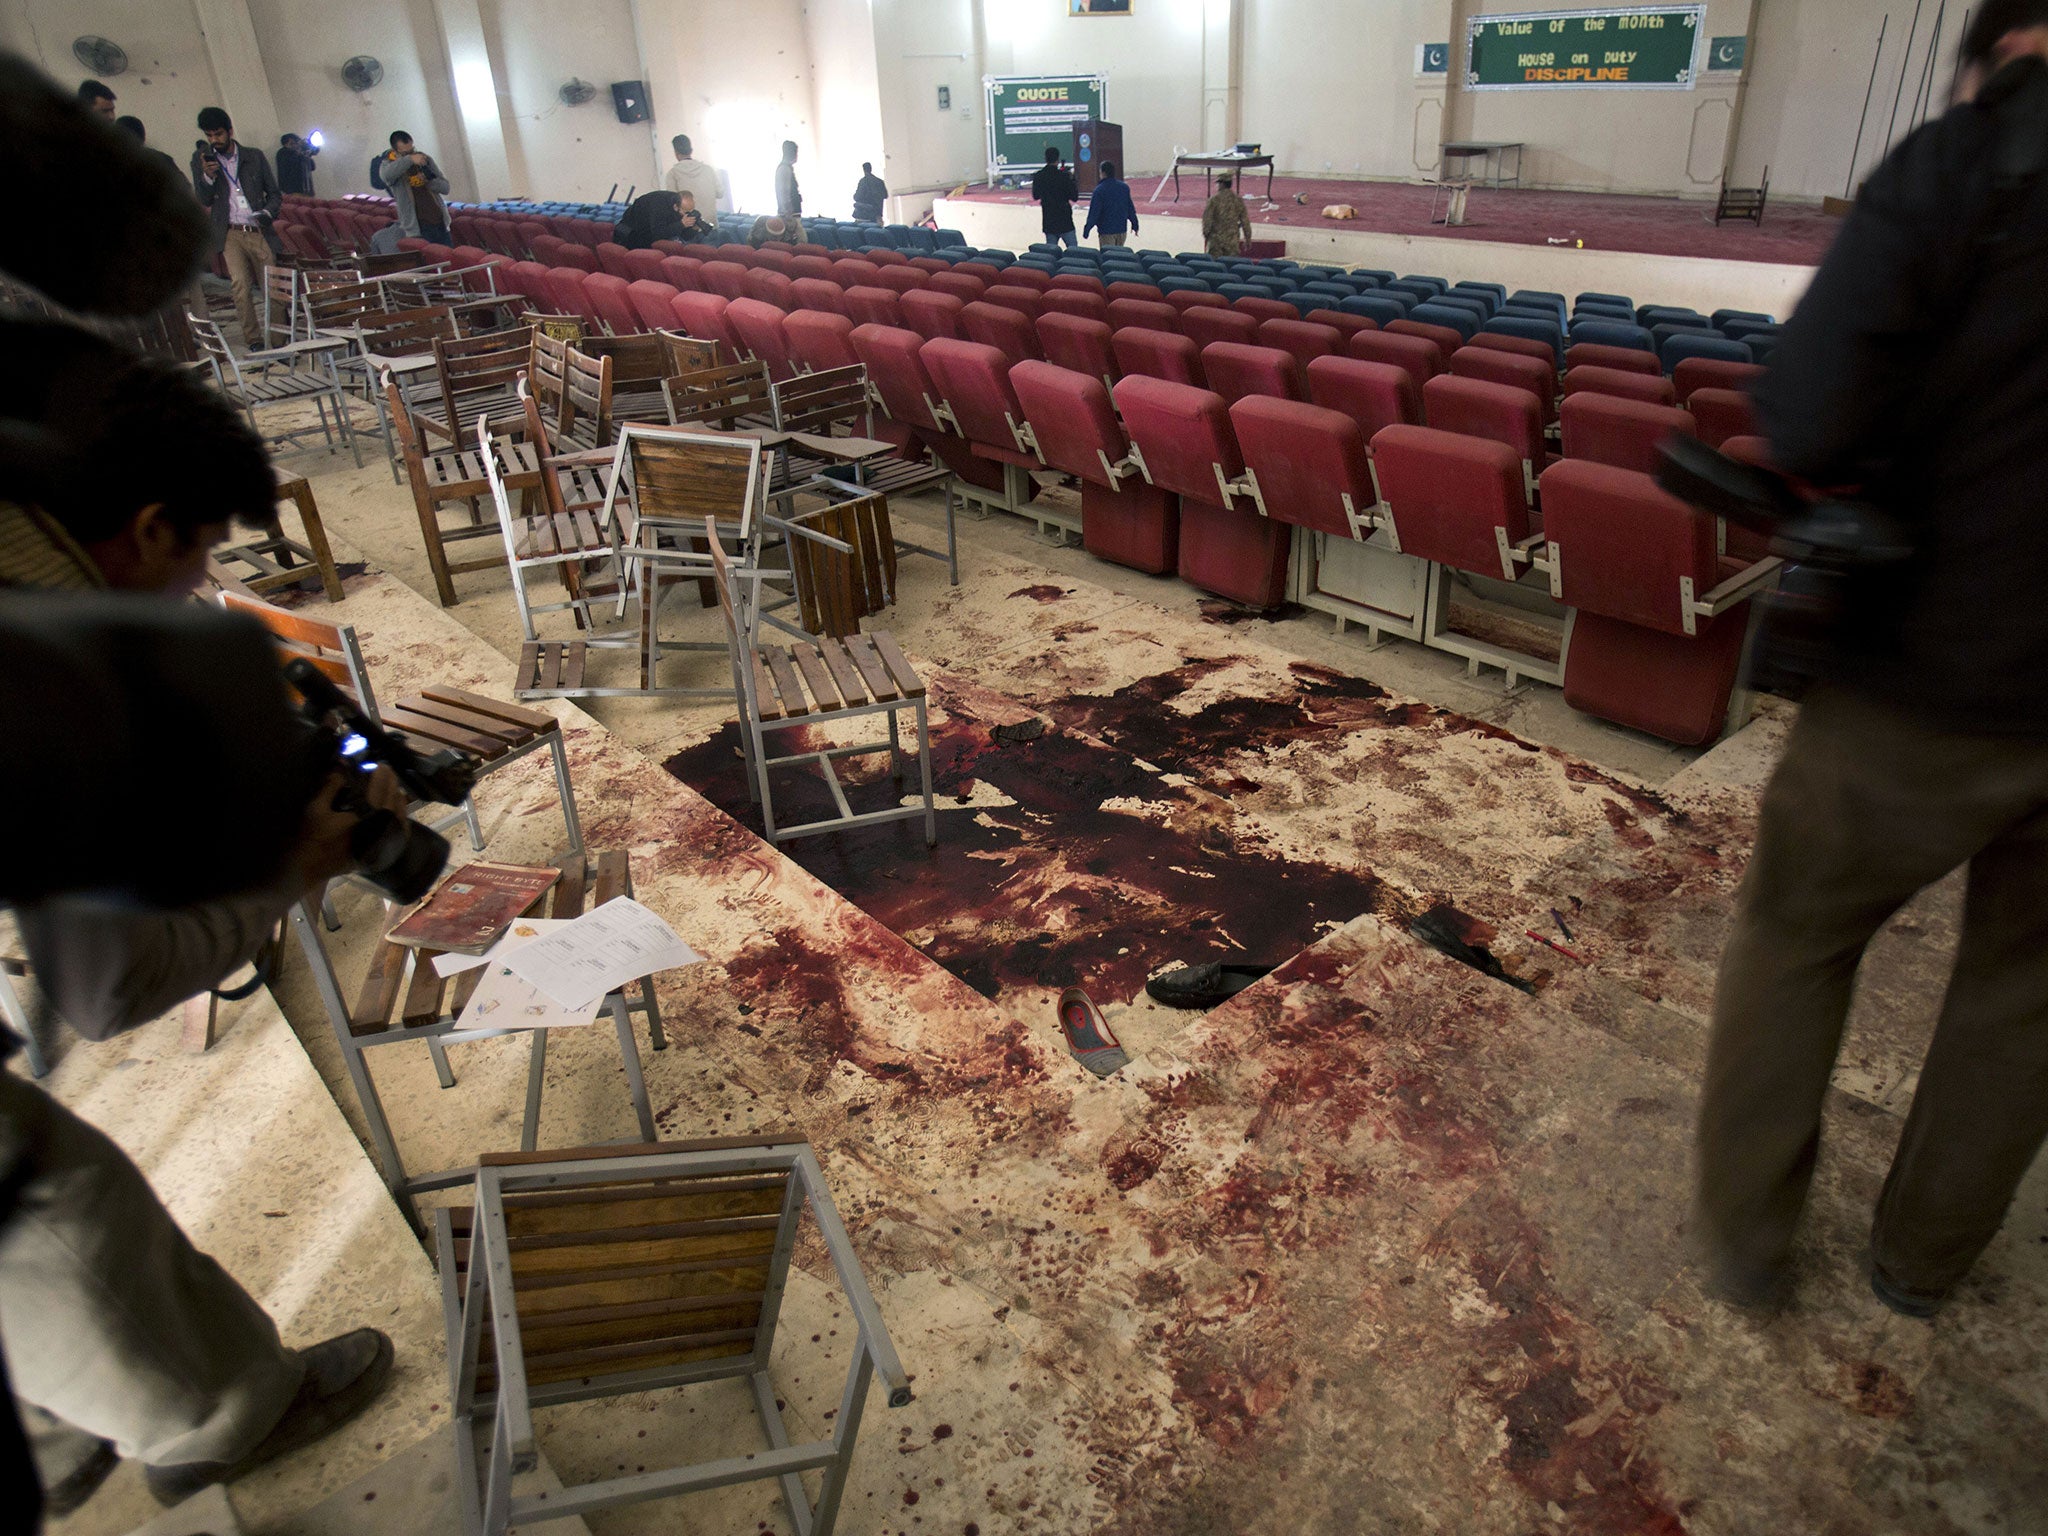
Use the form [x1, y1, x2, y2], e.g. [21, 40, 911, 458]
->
[1170, 151, 1277, 202]
[1441, 141, 1527, 189]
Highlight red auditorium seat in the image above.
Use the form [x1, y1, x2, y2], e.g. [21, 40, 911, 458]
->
[1672, 357, 1766, 403]
[584, 272, 642, 334]
[1180, 307, 1261, 351]
[545, 267, 603, 324]
[1422, 374, 1548, 492]
[1388, 317, 1465, 357]
[1201, 342, 1306, 404]
[1447, 346, 1555, 424]
[909, 256, 951, 275]
[1565, 342, 1662, 376]
[1466, 331, 1554, 366]
[529, 234, 567, 265]
[659, 255, 704, 290]
[1306, 355, 1423, 439]
[960, 301, 1042, 365]
[567, 218, 611, 246]
[1107, 280, 1163, 303]
[928, 271, 987, 304]
[1348, 330, 1444, 393]
[1305, 309, 1379, 341]
[651, 239, 688, 257]
[1716, 435, 1776, 560]
[1258, 318, 1343, 376]
[1041, 290, 1110, 325]
[727, 297, 798, 379]
[1231, 296, 1298, 324]
[1538, 459, 1758, 745]
[711, 243, 757, 265]
[1230, 396, 1379, 540]
[1371, 426, 1531, 582]
[1107, 297, 1178, 335]
[843, 286, 905, 328]
[1113, 328, 1205, 388]
[555, 244, 599, 272]
[453, 249, 507, 293]
[901, 289, 966, 342]
[504, 261, 553, 307]
[1050, 273, 1107, 296]
[622, 248, 668, 284]
[755, 246, 795, 267]
[874, 266, 928, 295]
[514, 220, 549, 255]
[743, 268, 797, 310]
[1036, 313, 1119, 390]
[596, 242, 635, 279]
[921, 338, 1042, 479]
[851, 324, 1006, 492]
[981, 284, 1044, 319]
[789, 254, 835, 283]
[1560, 392, 1697, 475]
[1563, 365, 1678, 408]
[785, 309, 862, 373]
[698, 261, 749, 300]
[787, 277, 844, 316]
[1165, 288, 1230, 314]
[671, 290, 744, 357]
[1012, 360, 1177, 573]
[1112, 375, 1289, 609]
[954, 261, 1003, 283]
[1687, 388, 1758, 449]
[831, 257, 882, 288]
[998, 266, 1053, 293]
[628, 279, 683, 333]
[864, 247, 910, 267]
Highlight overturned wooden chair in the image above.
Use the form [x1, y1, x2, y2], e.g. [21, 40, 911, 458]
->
[707, 517, 937, 846]
[432, 1136, 910, 1535]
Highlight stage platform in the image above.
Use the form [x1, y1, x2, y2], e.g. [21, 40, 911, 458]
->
[939, 172, 1830, 320]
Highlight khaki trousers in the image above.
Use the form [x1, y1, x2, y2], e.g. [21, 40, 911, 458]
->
[1098, 232, 1128, 247]
[1697, 687, 2048, 1297]
[220, 227, 272, 350]
[0, 1069, 301, 1471]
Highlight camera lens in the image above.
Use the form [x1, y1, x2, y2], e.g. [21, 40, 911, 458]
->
[349, 810, 452, 905]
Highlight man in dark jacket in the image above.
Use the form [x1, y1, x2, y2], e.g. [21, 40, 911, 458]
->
[614, 188, 684, 249]
[275, 132, 317, 195]
[1031, 147, 1079, 250]
[190, 107, 281, 349]
[1082, 160, 1138, 247]
[1697, 0, 2048, 1319]
[852, 161, 888, 224]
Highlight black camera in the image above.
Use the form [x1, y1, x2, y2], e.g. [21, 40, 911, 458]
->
[1657, 438, 1916, 696]
[285, 659, 479, 904]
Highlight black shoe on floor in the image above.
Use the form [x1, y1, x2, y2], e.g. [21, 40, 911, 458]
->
[1145, 961, 1276, 1010]
[146, 1328, 394, 1506]
[1870, 1267, 1947, 1319]
[43, 1438, 119, 1517]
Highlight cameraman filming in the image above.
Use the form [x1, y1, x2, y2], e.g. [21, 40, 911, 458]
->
[0, 322, 400, 1516]
[1697, 2, 2048, 1318]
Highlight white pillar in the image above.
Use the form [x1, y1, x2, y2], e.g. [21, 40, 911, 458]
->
[190, 0, 282, 155]
[431, 0, 514, 201]
[628, 0, 689, 194]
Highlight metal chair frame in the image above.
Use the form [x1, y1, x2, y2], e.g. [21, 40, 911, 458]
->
[186, 311, 364, 466]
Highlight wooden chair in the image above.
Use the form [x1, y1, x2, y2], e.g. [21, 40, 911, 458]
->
[431, 1137, 909, 1536]
[420, 326, 537, 448]
[185, 312, 363, 465]
[261, 264, 303, 349]
[1715, 166, 1770, 226]
[778, 489, 898, 639]
[654, 328, 720, 375]
[578, 332, 671, 424]
[661, 357, 775, 432]
[529, 333, 614, 449]
[219, 588, 585, 862]
[208, 467, 345, 603]
[707, 517, 937, 846]
[288, 851, 662, 1230]
[352, 305, 462, 480]
[385, 370, 546, 606]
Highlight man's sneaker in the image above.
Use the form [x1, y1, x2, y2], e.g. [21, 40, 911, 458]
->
[146, 1328, 394, 1506]
[1144, 962, 1275, 1010]
[1870, 1267, 1947, 1319]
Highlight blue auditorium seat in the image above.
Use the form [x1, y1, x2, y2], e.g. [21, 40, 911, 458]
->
[934, 228, 967, 248]
[1136, 249, 1172, 262]
[1361, 287, 1416, 313]
[1278, 292, 1327, 316]
[1454, 280, 1507, 305]
[1572, 301, 1635, 324]
[1745, 332, 1781, 364]
[1300, 282, 1354, 305]
[1387, 278, 1440, 304]
[1577, 290, 1633, 311]
[1512, 289, 1567, 309]
[1351, 268, 1396, 286]
[1341, 295, 1407, 327]
[1398, 274, 1449, 295]
[1482, 315, 1564, 366]
[1569, 319, 1656, 352]
[1720, 316, 1778, 341]
[1158, 277, 1212, 295]
[1410, 301, 1480, 340]
[1660, 332, 1755, 372]
[1216, 283, 1270, 303]
[1642, 309, 1711, 332]
[1432, 293, 1491, 325]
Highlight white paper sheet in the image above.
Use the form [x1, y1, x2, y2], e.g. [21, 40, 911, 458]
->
[451, 920, 605, 1031]
[432, 918, 571, 977]
[501, 898, 703, 1007]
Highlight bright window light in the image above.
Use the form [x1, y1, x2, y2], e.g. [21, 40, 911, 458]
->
[706, 100, 785, 215]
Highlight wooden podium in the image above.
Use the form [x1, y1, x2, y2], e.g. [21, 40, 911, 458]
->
[1071, 118, 1123, 195]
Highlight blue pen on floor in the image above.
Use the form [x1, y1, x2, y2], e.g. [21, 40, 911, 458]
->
[1551, 908, 1574, 943]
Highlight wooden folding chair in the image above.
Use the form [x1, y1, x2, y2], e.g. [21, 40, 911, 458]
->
[579, 332, 670, 424]
[661, 357, 776, 433]
[208, 467, 345, 603]
[420, 327, 537, 449]
[352, 305, 461, 479]
[708, 517, 937, 846]
[186, 312, 363, 465]
[261, 264, 303, 349]
[289, 850, 661, 1229]
[386, 369, 546, 605]
[432, 1137, 910, 1536]
[777, 489, 898, 640]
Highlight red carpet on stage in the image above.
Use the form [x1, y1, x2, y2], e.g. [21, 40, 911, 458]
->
[955, 173, 1837, 267]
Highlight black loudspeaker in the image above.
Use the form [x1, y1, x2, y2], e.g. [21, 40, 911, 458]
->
[611, 81, 649, 123]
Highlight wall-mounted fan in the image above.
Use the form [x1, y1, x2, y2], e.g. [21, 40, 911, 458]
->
[558, 78, 598, 107]
[341, 55, 384, 92]
[72, 36, 128, 76]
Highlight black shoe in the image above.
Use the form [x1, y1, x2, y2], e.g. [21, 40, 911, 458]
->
[1870, 1267, 1947, 1319]
[43, 1438, 119, 1517]
[1145, 962, 1276, 1010]
[146, 1328, 394, 1506]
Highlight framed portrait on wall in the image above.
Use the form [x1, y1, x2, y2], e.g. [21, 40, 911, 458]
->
[1071, 0, 1133, 14]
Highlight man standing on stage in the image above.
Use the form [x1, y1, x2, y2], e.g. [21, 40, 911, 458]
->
[1082, 161, 1138, 248]
[1031, 148, 1079, 251]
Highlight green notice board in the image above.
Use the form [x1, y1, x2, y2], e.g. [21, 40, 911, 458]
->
[1466, 6, 1704, 90]
[984, 74, 1106, 181]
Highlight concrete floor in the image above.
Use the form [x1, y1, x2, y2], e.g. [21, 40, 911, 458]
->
[36, 408, 2048, 1535]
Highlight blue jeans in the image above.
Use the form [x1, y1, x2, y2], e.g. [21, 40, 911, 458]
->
[1047, 228, 1078, 250]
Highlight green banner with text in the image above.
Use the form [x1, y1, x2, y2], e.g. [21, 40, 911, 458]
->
[985, 74, 1108, 180]
[1466, 6, 1704, 90]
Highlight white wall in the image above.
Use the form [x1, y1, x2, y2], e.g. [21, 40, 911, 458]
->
[872, 0, 985, 194]
[487, 0, 653, 201]
[803, 0, 887, 220]
[1240, 0, 1453, 181]
[1, 0, 223, 163]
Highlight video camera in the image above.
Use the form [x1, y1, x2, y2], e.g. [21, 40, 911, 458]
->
[1656, 438, 1916, 693]
[285, 660, 478, 904]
